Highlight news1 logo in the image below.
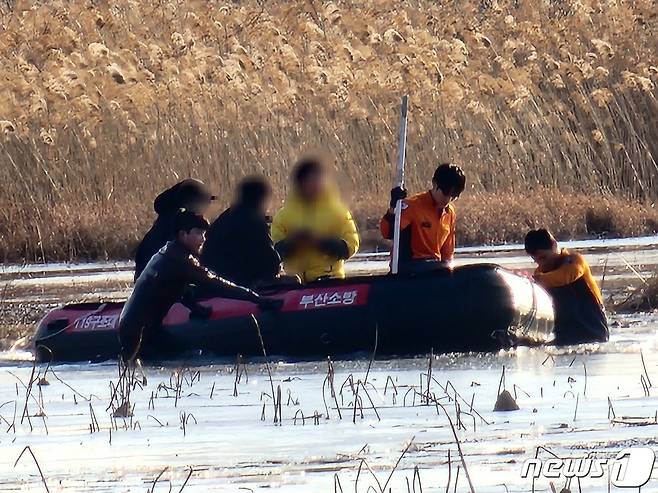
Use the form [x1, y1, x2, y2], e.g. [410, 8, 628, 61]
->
[520, 447, 655, 488]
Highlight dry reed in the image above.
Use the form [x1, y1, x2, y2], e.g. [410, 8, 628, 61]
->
[13, 445, 50, 493]
[616, 274, 658, 312]
[1, 0, 657, 262]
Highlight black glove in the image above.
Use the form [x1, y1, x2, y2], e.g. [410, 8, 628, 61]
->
[390, 186, 407, 208]
[189, 304, 213, 320]
[317, 237, 350, 259]
[257, 298, 284, 312]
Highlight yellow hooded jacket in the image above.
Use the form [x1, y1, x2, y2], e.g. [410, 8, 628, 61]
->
[271, 191, 359, 282]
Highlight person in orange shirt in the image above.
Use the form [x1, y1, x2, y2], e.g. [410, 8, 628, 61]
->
[525, 229, 609, 345]
[380, 163, 466, 273]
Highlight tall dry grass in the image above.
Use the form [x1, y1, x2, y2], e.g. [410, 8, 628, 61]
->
[0, 0, 657, 262]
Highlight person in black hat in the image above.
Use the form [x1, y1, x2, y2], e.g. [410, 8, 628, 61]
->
[134, 179, 216, 281]
[201, 176, 281, 287]
[120, 209, 282, 362]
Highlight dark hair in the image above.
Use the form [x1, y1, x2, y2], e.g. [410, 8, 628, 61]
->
[293, 157, 324, 186]
[238, 176, 270, 206]
[432, 164, 466, 197]
[524, 229, 556, 254]
[172, 209, 209, 235]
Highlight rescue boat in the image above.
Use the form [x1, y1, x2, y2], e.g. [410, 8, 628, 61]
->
[34, 264, 555, 363]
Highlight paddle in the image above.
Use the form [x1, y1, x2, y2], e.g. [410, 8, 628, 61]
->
[391, 95, 409, 275]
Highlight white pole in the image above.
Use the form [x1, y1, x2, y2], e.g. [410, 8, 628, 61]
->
[391, 95, 409, 275]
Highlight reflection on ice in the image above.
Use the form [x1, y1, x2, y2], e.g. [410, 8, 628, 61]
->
[1, 237, 657, 491]
[1, 312, 657, 492]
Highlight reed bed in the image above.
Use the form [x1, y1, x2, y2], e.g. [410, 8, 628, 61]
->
[1, 0, 657, 262]
[616, 274, 658, 312]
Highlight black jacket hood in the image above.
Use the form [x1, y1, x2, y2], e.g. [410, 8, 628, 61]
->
[153, 179, 215, 215]
[153, 183, 181, 215]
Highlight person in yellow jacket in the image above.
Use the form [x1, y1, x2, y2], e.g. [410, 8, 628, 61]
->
[524, 229, 608, 345]
[271, 157, 359, 282]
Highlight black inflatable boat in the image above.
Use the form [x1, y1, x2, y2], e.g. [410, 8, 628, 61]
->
[34, 264, 555, 363]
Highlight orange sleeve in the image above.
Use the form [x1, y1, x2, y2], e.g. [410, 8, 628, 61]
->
[440, 210, 456, 261]
[380, 203, 411, 240]
[534, 254, 587, 288]
[380, 213, 392, 239]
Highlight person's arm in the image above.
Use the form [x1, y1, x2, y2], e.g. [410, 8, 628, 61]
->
[317, 210, 359, 260]
[186, 255, 262, 303]
[380, 200, 411, 241]
[181, 286, 213, 319]
[380, 187, 408, 240]
[340, 208, 359, 258]
[380, 212, 394, 240]
[533, 254, 587, 288]
[440, 209, 456, 262]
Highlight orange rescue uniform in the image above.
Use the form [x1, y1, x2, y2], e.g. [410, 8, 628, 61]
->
[533, 249, 608, 344]
[380, 191, 456, 263]
[533, 249, 603, 305]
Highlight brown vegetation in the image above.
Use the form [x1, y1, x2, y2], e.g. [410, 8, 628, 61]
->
[616, 275, 658, 312]
[0, 0, 657, 262]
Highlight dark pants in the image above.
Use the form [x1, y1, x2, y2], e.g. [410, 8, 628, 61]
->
[119, 323, 179, 362]
[119, 323, 148, 362]
[548, 282, 609, 345]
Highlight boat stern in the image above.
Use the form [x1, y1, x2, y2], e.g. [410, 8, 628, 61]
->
[497, 268, 555, 345]
[33, 302, 122, 363]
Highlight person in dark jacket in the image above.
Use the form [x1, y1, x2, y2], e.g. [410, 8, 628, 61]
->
[525, 229, 609, 345]
[201, 177, 281, 287]
[120, 209, 281, 362]
[134, 179, 216, 281]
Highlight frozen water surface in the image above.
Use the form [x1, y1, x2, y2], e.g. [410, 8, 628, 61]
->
[1, 238, 657, 491]
[1, 314, 658, 492]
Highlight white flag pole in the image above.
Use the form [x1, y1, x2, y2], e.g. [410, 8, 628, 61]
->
[391, 95, 409, 275]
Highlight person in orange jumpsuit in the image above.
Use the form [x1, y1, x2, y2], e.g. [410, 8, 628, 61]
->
[524, 229, 609, 345]
[380, 163, 466, 273]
